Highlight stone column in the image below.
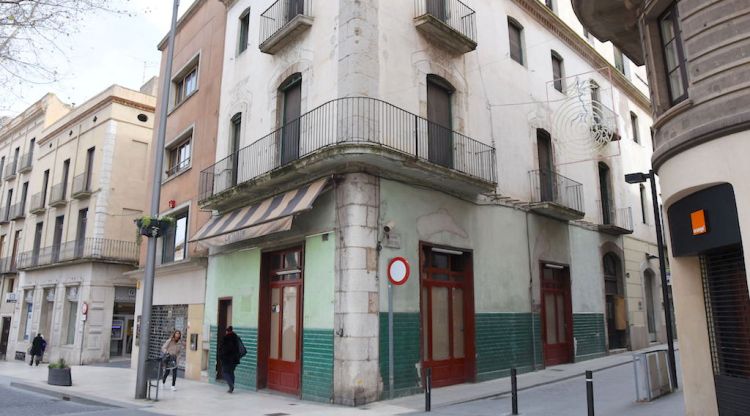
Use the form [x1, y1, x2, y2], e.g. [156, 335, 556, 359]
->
[334, 173, 380, 405]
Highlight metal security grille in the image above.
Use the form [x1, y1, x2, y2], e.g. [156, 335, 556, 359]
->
[148, 304, 188, 370]
[701, 244, 750, 415]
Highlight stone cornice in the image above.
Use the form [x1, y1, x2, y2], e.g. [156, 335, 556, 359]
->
[511, 0, 652, 112]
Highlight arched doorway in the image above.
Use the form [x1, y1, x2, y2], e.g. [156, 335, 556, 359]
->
[603, 252, 627, 349]
[644, 269, 657, 342]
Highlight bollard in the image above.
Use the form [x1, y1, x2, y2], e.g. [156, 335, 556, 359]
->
[425, 367, 432, 412]
[511, 368, 519, 415]
[586, 370, 594, 416]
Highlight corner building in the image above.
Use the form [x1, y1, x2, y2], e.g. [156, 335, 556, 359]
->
[196, 0, 664, 404]
[574, 0, 750, 414]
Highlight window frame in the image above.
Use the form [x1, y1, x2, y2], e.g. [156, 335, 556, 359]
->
[551, 51, 564, 93]
[172, 54, 201, 108]
[238, 8, 251, 54]
[658, 4, 689, 105]
[507, 18, 525, 66]
[165, 129, 193, 179]
[161, 208, 189, 265]
[630, 112, 640, 143]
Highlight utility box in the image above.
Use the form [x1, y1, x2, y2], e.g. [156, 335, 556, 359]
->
[633, 349, 673, 401]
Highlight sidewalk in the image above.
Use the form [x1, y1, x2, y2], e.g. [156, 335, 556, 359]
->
[0, 343, 678, 416]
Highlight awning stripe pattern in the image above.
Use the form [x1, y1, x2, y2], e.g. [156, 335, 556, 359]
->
[191, 178, 328, 243]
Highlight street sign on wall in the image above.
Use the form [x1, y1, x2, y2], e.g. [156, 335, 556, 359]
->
[388, 257, 410, 286]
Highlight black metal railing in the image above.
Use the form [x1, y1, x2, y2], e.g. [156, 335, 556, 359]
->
[17, 152, 32, 172]
[29, 192, 45, 212]
[72, 173, 91, 196]
[415, 0, 477, 43]
[0, 256, 16, 274]
[9, 202, 25, 220]
[529, 169, 584, 212]
[49, 182, 66, 204]
[260, 0, 311, 46]
[199, 97, 497, 201]
[16, 238, 140, 269]
[3, 161, 16, 180]
[598, 202, 633, 231]
[590, 101, 618, 139]
[166, 158, 190, 177]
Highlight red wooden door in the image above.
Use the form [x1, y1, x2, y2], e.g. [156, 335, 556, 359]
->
[420, 244, 474, 387]
[265, 248, 303, 395]
[540, 265, 573, 366]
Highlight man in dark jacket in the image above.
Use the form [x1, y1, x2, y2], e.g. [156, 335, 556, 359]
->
[29, 333, 46, 366]
[219, 326, 241, 393]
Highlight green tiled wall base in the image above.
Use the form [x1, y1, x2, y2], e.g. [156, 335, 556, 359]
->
[208, 326, 258, 390]
[573, 313, 606, 361]
[302, 329, 334, 403]
[379, 313, 422, 399]
[475, 313, 543, 382]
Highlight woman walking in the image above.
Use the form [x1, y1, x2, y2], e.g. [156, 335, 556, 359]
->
[161, 330, 183, 391]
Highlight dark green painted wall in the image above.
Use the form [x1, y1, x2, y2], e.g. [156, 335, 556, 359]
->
[573, 313, 606, 361]
[208, 326, 258, 390]
[475, 313, 543, 381]
[301, 329, 334, 403]
[378, 312, 422, 399]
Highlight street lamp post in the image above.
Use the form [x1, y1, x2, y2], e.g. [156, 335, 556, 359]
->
[625, 169, 678, 389]
[134, 0, 180, 399]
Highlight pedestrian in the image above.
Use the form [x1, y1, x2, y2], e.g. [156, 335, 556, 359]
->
[161, 330, 183, 391]
[219, 326, 244, 393]
[29, 333, 46, 366]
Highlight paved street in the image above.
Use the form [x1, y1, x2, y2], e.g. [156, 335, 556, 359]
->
[0, 379, 158, 416]
[408, 353, 684, 416]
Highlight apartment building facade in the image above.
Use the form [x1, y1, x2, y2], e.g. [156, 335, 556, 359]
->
[0, 94, 71, 361]
[190, 0, 663, 405]
[130, 0, 227, 381]
[574, 0, 750, 414]
[3, 85, 154, 365]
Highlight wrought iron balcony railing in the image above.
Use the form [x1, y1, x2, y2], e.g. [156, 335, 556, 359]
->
[16, 238, 139, 269]
[72, 173, 92, 198]
[166, 158, 190, 178]
[29, 192, 46, 214]
[597, 202, 634, 231]
[0, 256, 17, 274]
[414, 0, 477, 43]
[49, 182, 67, 206]
[3, 161, 16, 181]
[259, 0, 312, 53]
[17, 152, 32, 173]
[529, 169, 585, 212]
[9, 202, 25, 220]
[199, 97, 497, 202]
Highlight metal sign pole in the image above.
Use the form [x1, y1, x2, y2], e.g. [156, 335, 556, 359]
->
[388, 282, 394, 398]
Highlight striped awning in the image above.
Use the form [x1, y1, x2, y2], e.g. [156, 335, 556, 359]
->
[191, 178, 328, 246]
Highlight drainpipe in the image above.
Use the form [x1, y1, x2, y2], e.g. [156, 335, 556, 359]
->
[525, 211, 537, 370]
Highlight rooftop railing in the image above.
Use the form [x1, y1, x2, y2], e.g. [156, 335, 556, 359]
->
[529, 169, 584, 212]
[414, 0, 477, 43]
[199, 97, 497, 202]
[17, 238, 139, 269]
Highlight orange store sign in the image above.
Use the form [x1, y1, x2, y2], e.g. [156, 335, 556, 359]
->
[691, 210, 707, 236]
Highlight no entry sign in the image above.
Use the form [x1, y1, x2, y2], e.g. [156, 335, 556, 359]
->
[388, 257, 410, 285]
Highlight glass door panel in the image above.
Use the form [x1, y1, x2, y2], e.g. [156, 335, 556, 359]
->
[452, 288, 464, 358]
[281, 286, 298, 362]
[431, 286, 450, 360]
[270, 287, 280, 360]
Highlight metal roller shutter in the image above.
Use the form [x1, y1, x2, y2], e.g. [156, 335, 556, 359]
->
[701, 245, 750, 415]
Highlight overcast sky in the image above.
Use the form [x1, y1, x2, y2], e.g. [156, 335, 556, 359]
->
[1, 0, 192, 117]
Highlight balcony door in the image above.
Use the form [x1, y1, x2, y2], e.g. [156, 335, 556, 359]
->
[84, 147, 95, 190]
[52, 216, 64, 262]
[280, 75, 302, 166]
[75, 208, 87, 258]
[259, 247, 303, 395]
[286, 0, 304, 22]
[537, 129, 554, 202]
[10, 230, 20, 271]
[599, 163, 612, 224]
[32, 222, 43, 266]
[541, 264, 573, 366]
[426, 0, 447, 20]
[427, 75, 454, 169]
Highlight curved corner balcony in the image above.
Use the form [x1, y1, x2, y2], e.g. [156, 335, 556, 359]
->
[199, 97, 497, 211]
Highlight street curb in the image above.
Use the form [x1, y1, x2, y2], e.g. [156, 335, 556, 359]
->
[10, 380, 150, 410]
[431, 347, 681, 409]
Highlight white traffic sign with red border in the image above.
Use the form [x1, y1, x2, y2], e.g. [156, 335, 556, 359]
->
[388, 257, 410, 286]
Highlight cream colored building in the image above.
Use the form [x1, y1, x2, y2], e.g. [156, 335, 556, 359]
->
[3, 85, 155, 365]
